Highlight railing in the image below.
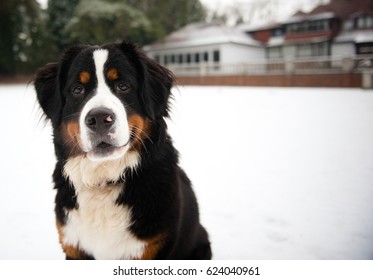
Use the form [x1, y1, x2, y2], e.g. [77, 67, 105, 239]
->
[166, 55, 373, 76]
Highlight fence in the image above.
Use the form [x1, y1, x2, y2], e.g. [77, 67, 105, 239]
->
[168, 55, 373, 77]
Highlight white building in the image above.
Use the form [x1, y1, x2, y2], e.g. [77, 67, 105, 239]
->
[144, 1, 373, 77]
[143, 22, 265, 75]
[333, 12, 373, 58]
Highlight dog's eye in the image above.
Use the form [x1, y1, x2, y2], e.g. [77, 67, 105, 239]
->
[71, 84, 85, 95]
[116, 82, 130, 93]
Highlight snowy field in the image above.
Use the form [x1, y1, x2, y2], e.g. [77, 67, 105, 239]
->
[0, 84, 372, 260]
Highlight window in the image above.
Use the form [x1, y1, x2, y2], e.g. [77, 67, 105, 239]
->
[268, 47, 283, 59]
[195, 53, 200, 63]
[178, 54, 183, 64]
[213, 50, 220, 63]
[287, 19, 330, 34]
[272, 27, 284, 37]
[324, 20, 331, 31]
[171, 54, 175, 64]
[164, 55, 168, 65]
[296, 42, 329, 57]
[203, 52, 209, 62]
[154, 54, 160, 63]
[311, 42, 329, 56]
[357, 43, 373, 54]
[355, 15, 373, 29]
[367, 16, 373, 28]
[186, 53, 191, 64]
[297, 44, 312, 57]
[357, 17, 365, 28]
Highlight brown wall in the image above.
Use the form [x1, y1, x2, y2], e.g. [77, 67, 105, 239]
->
[176, 73, 362, 88]
[252, 30, 272, 43]
[285, 31, 332, 42]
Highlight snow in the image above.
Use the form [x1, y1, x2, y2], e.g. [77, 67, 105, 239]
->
[1, 84, 373, 260]
[144, 22, 261, 52]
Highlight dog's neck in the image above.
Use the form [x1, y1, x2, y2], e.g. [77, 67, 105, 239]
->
[63, 151, 140, 190]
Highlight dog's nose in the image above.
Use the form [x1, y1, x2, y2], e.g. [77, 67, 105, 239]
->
[85, 107, 116, 132]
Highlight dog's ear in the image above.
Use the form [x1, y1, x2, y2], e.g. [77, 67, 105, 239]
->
[34, 62, 59, 124]
[120, 42, 175, 120]
[34, 45, 89, 124]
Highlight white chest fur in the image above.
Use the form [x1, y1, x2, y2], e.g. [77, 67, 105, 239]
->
[61, 153, 144, 260]
[62, 185, 146, 260]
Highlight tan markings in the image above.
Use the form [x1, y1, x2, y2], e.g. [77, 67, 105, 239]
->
[56, 221, 87, 259]
[60, 121, 84, 157]
[67, 122, 80, 140]
[128, 114, 152, 152]
[134, 235, 164, 260]
[79, 71, 90, 84]
[107, 68, 119, 80]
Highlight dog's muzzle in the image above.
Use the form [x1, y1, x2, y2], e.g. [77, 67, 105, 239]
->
[82, 106, 130, 162]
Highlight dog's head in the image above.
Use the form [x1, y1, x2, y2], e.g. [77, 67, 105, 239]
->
[34, 42, 174, 162]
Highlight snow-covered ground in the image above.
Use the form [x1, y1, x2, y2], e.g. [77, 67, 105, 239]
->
[0, 84, 372, 260]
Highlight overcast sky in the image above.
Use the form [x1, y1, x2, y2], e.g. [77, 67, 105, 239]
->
[200, 0, 325, 11]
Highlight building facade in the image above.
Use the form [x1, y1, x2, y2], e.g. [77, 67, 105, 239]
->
[333, 12, 373, 58]
[144, 0, 373, 77]
[144, 22, 265, 76]
[244, 12, 340, 60]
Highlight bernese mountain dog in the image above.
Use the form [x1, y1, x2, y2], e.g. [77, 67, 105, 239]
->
[33, 42, 211, 260]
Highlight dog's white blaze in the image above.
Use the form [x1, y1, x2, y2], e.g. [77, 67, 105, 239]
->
[79, 49, 130, 161]
[62, 152, 142, 259]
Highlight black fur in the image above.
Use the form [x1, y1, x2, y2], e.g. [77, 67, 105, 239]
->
[34, 42, 211, 260]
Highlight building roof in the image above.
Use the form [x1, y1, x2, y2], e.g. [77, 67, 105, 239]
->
[237, 21, 280, 32]
[307, 0, 373, 19]
[241, 0, 373, 33]
[144, 22, 261, 51]
[282, 11, 335, 25]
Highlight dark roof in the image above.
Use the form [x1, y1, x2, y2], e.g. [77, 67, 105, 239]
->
[306, 0, 373, 19]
